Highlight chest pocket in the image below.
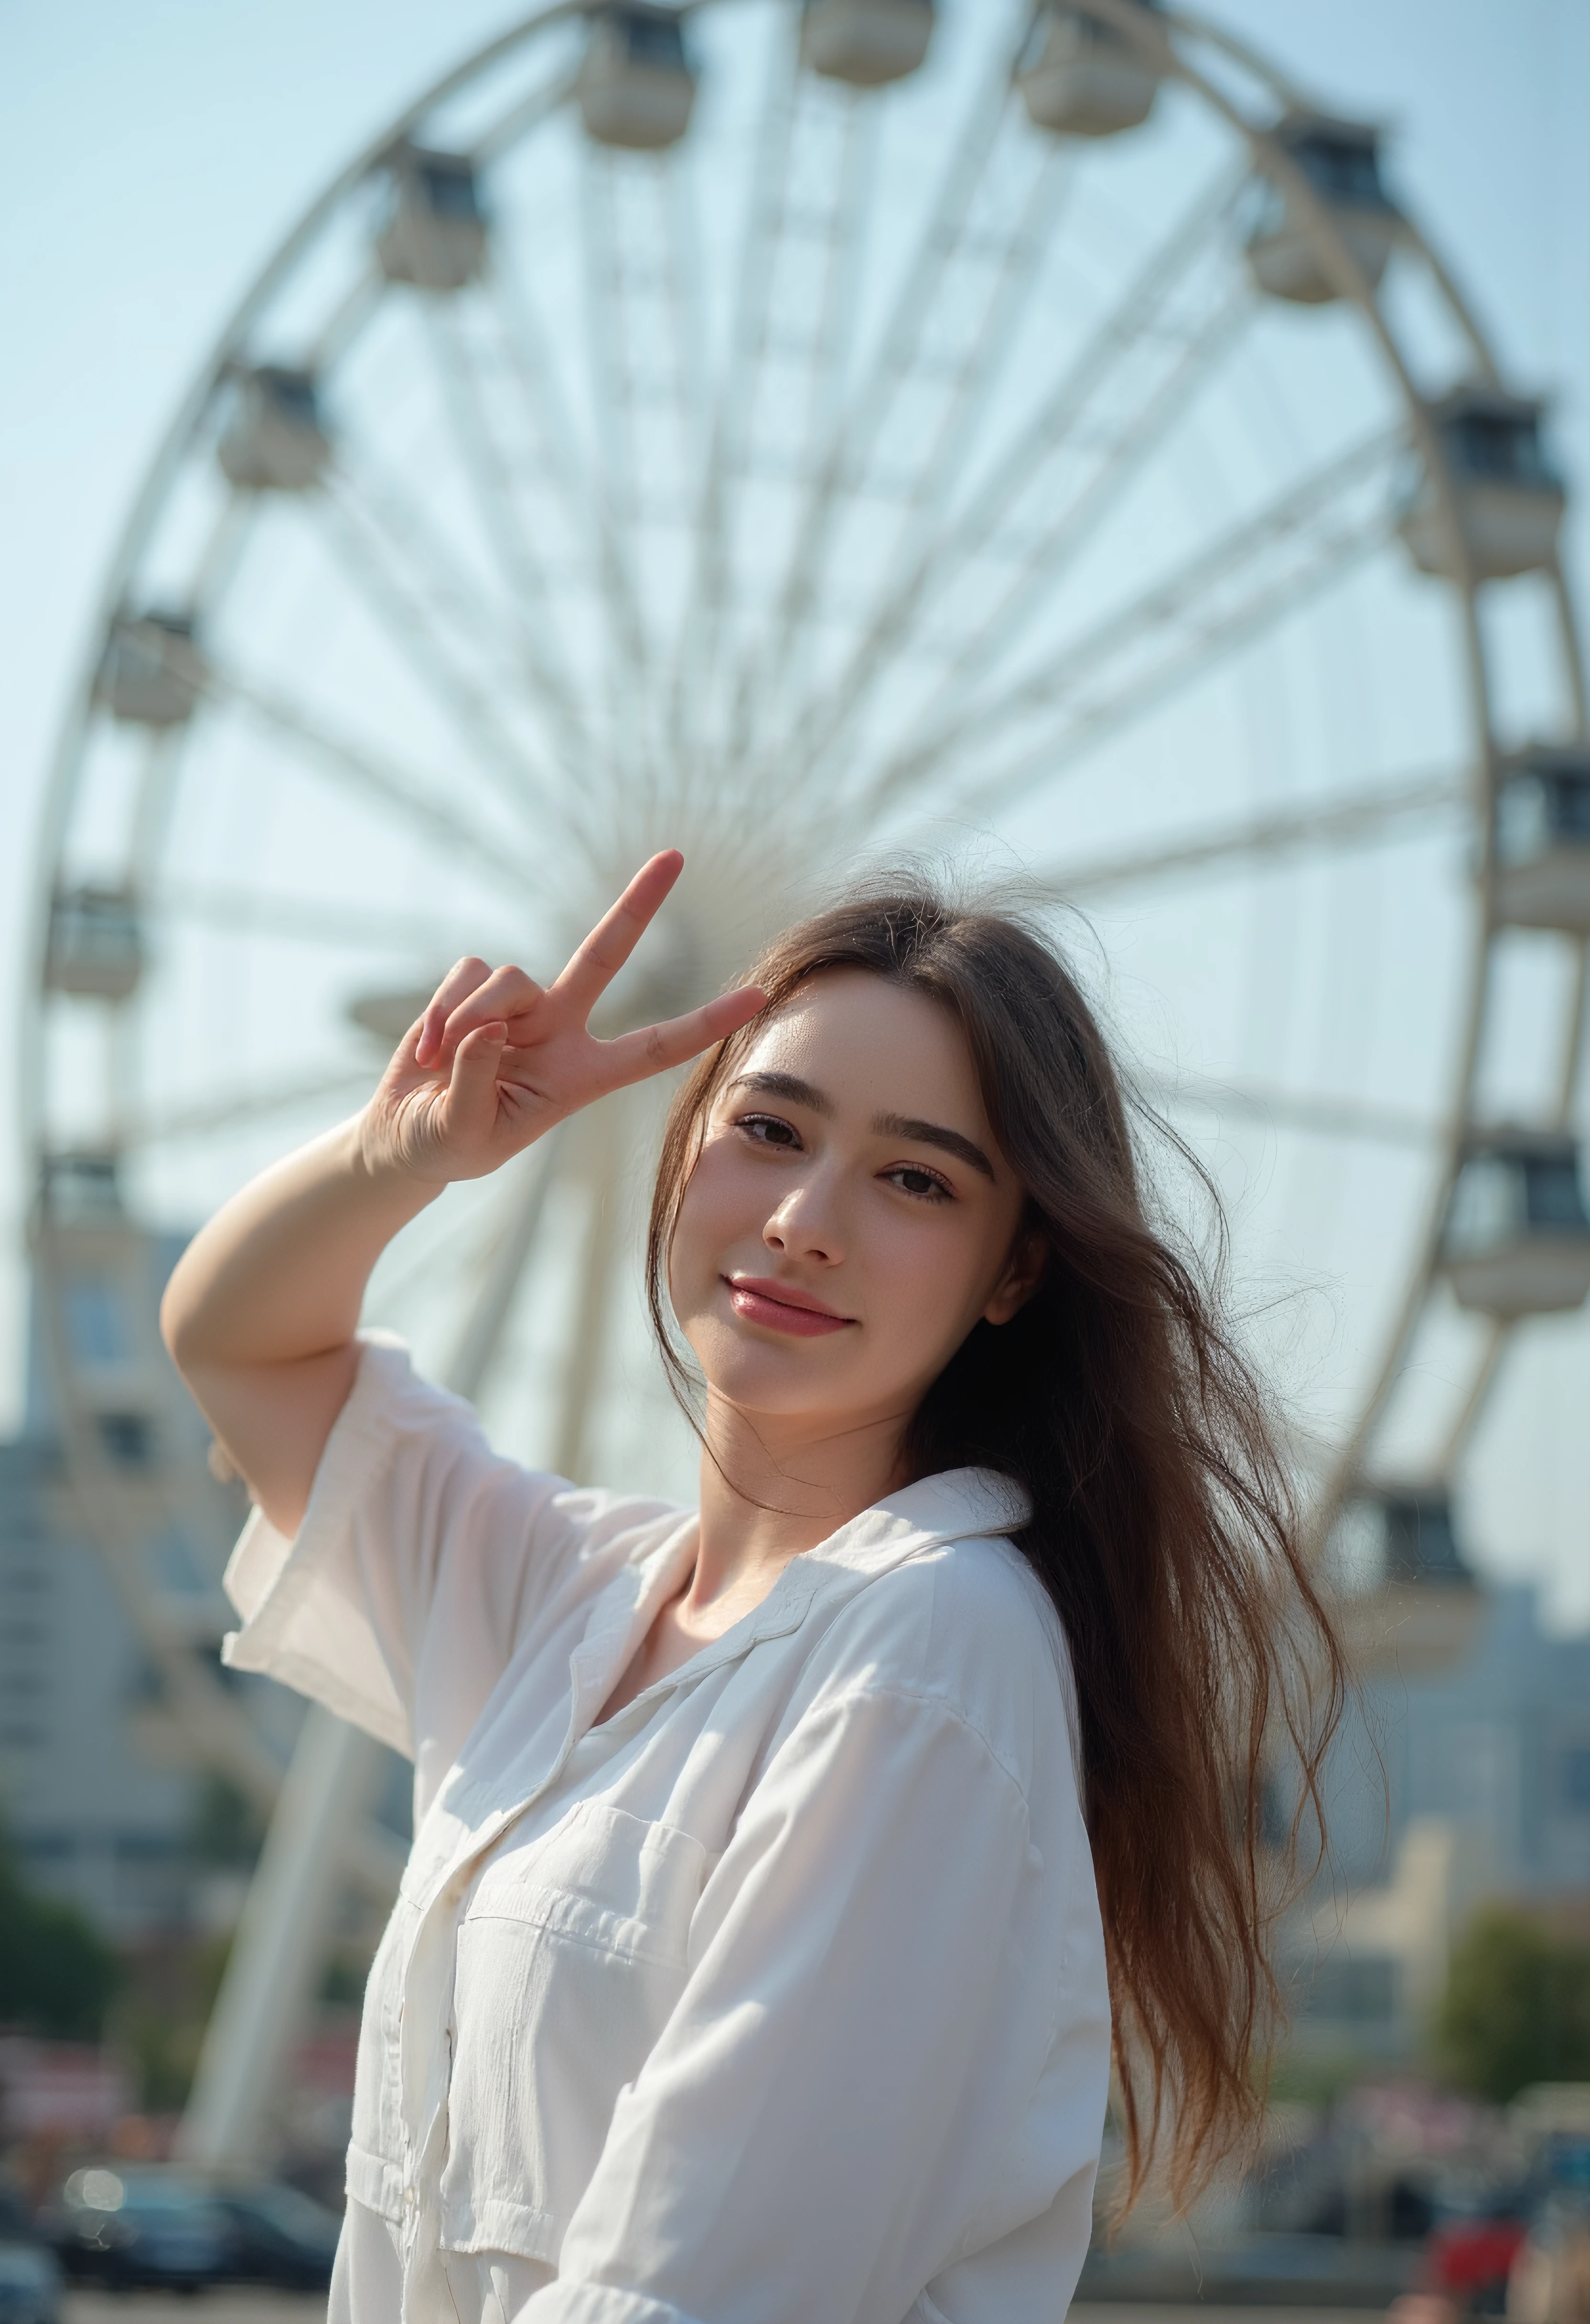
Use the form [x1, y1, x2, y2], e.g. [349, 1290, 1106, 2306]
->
[439, 1801, 709, 2262]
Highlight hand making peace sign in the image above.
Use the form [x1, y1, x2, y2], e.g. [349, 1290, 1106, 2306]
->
[362, 851, 767, 1185]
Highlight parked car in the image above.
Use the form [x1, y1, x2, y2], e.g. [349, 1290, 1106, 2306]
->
[0, 2178, 61, 2324]
[1423, 2195, 1531, 2315]
[210, 2181, 341, 2290]
[43, 2166, 231, 2292]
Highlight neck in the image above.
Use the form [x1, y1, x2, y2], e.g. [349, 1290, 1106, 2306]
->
[688, 1392, 911, 1615]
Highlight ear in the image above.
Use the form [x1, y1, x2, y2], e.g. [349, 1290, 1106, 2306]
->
[983, 1227, 1046, 1327]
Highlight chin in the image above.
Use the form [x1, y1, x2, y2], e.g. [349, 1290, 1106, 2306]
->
[688, 1327, 849, 1409]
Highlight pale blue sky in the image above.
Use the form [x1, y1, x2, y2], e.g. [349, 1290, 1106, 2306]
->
[2, 1, 1587, 1617]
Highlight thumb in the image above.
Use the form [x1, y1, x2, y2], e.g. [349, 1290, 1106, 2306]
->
[440, 1021, 508, 1148]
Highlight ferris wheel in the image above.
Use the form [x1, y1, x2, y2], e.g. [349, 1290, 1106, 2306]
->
[25, 0, 1590, 2163]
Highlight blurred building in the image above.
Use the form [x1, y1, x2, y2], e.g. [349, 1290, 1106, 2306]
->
[0, 1257, 408, 1954]
[0, 1244, 267, 1941]
[0, 1294, 204, 1939]
[1292, 1585, 1590, 2059]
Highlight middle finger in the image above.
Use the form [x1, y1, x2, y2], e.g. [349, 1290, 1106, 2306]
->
[548, 851, 684, 1019]
[438, 963, 547, 1059]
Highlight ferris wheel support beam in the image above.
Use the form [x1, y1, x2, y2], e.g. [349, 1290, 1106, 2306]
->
[178, 1129, 575, 2175]
[177, 1703, 388, 2171]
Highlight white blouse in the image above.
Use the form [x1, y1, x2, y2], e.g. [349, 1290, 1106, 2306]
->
[222, 1335, 1110, 2324]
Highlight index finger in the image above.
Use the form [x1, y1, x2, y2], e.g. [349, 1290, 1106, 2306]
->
[549, 851, 684, 1019]
[601, 983, 767, 1087]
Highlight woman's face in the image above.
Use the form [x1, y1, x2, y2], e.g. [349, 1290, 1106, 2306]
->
[669, 970, 1037, 1439]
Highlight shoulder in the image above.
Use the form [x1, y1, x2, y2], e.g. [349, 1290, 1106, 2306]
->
[342, 1334, 686, 1562]
[804, 1527, 1079, 1804]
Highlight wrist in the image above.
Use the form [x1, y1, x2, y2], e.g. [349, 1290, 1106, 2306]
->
[345, 1111, 451, 1209]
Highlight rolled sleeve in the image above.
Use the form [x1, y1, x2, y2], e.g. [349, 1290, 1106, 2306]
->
[518, 1687, 1097, 2324]
[221, 1335, 587, 1761]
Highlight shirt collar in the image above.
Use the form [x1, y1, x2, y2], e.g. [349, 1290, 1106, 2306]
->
[588, 1465, 1031, 1725]
[807, 1465, 1031, 1575]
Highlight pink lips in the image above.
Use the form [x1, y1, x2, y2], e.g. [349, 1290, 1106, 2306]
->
[724, 1276, 855, 1338]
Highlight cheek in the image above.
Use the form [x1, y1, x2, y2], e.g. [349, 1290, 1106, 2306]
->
[667, 1143, 750, 1300]
[871, 1216, 990, 1339]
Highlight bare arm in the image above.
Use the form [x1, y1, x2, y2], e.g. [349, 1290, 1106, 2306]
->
[161, 852, 763, 1535]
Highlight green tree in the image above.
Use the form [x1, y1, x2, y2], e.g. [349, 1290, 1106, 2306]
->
[186, 1773, 264, 1867]
[1435, 1904, 1590, 2103]
[0, 1819, 122, 2040]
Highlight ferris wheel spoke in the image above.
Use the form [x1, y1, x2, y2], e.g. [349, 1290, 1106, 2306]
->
[116, 1065, 376, 1151]
[157, 879, 499, 959]
[641, 154, 714, 825]
[315, 472, 577, 823]
[418, 300, 599, 768]
[307, 260, 389, 375]
[1034, 768, 1467, 899]
[550, 1097, 626, 1482]
[1145, 1071, 1442, 1150]
[666, 15, 801, 783]
[907, 289, 1253, 725]
[737, 95, 879, 752]
[854, 143, 1075, 591]
[443, 1125, 568, 1401]
[866, 423, 1401, 825]
[743, 43, 1028, 741]
[1435, 1317, 1514, 1473]
[472, 52, 578, 165]
[781, 164, 1250, 791]
[478, 249, 643, 639]
[578, 149, 681, 809]
[191, 491, 258, 615]
[201, 655, 544, 899]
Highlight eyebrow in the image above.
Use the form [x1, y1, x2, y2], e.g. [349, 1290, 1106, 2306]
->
[728, 1072, 997, 1182]
[873, 1111, 996, 1181]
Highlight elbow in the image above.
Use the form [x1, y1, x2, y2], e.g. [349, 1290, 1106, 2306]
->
[160, 1264, 207, 1376]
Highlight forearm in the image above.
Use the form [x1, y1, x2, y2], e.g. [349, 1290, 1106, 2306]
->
[160, 1114, 440, 1372]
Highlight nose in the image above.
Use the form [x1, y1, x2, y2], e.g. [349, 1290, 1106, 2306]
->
[763, 1171, 844, 1267]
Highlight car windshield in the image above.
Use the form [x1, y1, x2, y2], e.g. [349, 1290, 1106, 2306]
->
[122, 2181, 215, 2217]
[229, 2186, 339, 2237]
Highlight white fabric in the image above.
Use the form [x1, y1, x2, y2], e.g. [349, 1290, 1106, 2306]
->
[223, 1335, 1111, 2324]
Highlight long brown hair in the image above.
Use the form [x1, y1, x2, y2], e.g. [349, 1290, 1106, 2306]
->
[645, 882, 1346, 2210]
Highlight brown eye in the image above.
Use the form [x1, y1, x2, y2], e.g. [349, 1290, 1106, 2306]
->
[739, 1113, 800, 1149]
[887, 1164, 951, 1201]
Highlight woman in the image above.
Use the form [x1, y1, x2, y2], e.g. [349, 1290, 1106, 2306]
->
[163, 850, 1341, 2324]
